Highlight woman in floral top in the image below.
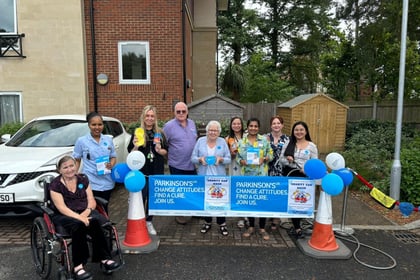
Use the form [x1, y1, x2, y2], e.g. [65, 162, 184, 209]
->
[266, 116, 289, 230]
[236, 117, 273, 240]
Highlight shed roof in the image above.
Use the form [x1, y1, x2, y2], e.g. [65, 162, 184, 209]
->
[278, 93, 349, 109]
[188, 94, 245, 109]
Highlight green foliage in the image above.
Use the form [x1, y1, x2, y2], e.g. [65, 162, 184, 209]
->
[0, 122, 25, 137]
[241, 53, 295, 102]
[400, 140, 420, 205]
[343, 120, 420, 204]
[221, 62, 246, 101]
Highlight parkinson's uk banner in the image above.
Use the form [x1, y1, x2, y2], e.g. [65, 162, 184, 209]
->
[149, 175, 315, 218]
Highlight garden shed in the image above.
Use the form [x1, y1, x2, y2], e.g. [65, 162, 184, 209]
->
[188, 94, 244, 136]
[277, 93, 348, 154]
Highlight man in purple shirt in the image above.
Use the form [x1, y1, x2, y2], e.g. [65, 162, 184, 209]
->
[163, 102, 198, 224]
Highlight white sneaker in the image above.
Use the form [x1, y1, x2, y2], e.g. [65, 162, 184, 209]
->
[146, 222, 157, 235]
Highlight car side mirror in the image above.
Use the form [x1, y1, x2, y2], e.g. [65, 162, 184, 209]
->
[1, 134, 11, 143]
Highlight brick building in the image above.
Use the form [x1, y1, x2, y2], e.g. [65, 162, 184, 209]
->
[0, 0, 227, 125]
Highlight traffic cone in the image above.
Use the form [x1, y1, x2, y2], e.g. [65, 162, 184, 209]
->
[123, 191, 151, 247]
[308, 190, 338, 251]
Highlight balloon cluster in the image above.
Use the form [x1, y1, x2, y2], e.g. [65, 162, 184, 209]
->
[303, 152, 354, 196]
[111, 151, 146, 192]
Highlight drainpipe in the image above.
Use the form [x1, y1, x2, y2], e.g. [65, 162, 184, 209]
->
[181, 0, 187, 103]
[90, 0, 98, 112]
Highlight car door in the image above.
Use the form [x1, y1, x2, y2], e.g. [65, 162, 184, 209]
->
[103, 120, 130, 164]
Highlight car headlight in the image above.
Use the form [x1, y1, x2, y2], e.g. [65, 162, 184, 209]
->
[37, 173, 58, 191]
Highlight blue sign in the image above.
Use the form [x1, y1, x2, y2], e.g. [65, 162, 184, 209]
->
[149, 175, 315, 218]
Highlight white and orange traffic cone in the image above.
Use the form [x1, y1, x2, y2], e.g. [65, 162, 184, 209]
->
[296, 190, 351, 259]
[121, 191, 159, 254]
[308, 190, 338, 251]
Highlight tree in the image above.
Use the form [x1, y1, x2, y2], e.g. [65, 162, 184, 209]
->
[221, 62, 246, 101]
[241, 53, 294, 102]
[218, 0, 260, 65]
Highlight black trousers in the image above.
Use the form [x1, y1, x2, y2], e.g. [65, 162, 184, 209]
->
[92, 189, 113, 213]
[248, 217, 267, 229]
[203, 216, 226, 225]
[52, 211, 111, 267]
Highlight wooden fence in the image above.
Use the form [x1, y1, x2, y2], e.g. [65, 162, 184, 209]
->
[243, 100, 420, 134]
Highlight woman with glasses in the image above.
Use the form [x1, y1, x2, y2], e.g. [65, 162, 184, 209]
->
[191, 120, 231, 236]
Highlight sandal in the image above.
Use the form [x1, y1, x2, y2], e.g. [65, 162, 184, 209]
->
[237, 219, 245, 228]
[200, 223, 211, 234]
[100, 259, 120, 273]
[259, 229, 270, 240]
[74, 267, 92, 280]
[219, 225, 229, 236]
[242, 227, 255, 238]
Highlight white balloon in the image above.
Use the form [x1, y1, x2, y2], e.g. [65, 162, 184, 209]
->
[325, 152, 345, 170]
[126, 151, 146, 170]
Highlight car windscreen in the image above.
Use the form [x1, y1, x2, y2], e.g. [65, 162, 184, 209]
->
[6, 119, 90, 147]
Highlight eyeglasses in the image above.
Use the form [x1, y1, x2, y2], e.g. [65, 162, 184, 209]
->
[208, 129, 219, 133]
[176, 110, 186, 114]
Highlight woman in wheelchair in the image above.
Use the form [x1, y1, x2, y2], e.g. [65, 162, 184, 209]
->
[50, 155, 121, 279]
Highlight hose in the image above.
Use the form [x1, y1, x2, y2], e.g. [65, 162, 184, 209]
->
[334, 229, 397, 270]
[279, 219, 397, 270]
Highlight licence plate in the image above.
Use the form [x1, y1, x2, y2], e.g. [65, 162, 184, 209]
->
[0, 193, 14, 203]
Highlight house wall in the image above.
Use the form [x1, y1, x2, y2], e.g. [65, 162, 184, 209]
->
[192, 1, 217, 101]
[83, 0, 194, 124]
[0, 0, 88, 122]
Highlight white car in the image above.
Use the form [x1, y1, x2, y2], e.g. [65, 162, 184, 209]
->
[0, 115, 131, 216]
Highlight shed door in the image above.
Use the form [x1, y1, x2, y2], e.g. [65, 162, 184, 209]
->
[299, 102, 337, 155]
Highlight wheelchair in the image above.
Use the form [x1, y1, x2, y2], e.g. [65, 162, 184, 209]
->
[30, 181, 124, 280]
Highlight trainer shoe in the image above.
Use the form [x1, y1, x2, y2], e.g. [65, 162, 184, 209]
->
[146, 221, 157, 235]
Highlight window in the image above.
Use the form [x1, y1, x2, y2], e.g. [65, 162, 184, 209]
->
[0, 92, 22, 126]
[0, 0, 24, 58]
[118, 41, 150, 84]
[0, 0, 16, 34]
[104, 121, 124, 138]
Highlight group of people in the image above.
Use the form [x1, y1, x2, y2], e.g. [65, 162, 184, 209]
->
[128, 102, 318, 241]
[49, 102, 318, 279]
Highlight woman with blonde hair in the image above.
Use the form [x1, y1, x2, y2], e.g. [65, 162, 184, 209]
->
[127, 105, 168, 235]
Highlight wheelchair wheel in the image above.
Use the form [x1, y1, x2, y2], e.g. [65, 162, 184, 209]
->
[57, 268, 73, 280]
[31, 216, 52, 279]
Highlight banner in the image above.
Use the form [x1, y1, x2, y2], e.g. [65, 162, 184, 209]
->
[149, 175, 315, 218]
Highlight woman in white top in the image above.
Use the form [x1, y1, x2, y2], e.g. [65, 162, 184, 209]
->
[280, 121, 318, 239]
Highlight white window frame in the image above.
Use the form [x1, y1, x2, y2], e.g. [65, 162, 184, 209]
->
[118, 41, 151, 84]
[0, 0, 17, 34]
[0, 92, 23, 125]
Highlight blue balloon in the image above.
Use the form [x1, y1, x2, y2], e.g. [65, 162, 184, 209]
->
[321, 173, 344, 196]
[124, 170, 146, 193]
[332, 168, 354, 186]
[399, 202, 414, 217]
[111, 163, 131, 183]
[303, 159, 327, 180]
